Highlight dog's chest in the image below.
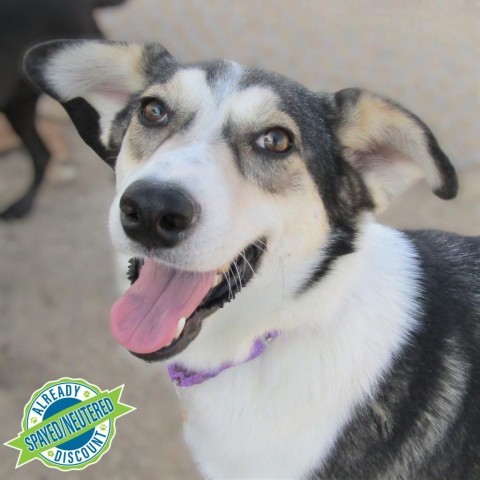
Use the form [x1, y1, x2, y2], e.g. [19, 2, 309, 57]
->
[177, 344, 353, 479]
[170, 227, 421, 479]
[174, 324, 401, 480]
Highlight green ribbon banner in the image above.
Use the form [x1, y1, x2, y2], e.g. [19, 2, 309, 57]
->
[5, 385, 134, 467]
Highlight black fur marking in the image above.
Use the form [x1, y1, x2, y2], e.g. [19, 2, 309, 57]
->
[24, 40, 71, 99]
[222, 121, 243, 175]
[309, 231, 480, 480]
[421, 124, 458, 199]
[181, 59, 237, 91]
[239, 72, 375, 293]
[298, 224, 357, 294]
[142, 44, 178, 85]
[384, 94, 458, 200]
[108, 96, 139, 159]
[201, 60, 232, 87]
[388, 96, 458, 200]
[62, 97, 116, 167]
[298, 140, 372, 294]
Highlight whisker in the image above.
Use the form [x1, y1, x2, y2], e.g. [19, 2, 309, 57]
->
[254, 240, 268, 253]
[239, 259, 247, 285]
[230, 262, 241, 293]
[223, 271, 233, 300]
[240, 252, 255, 277]
[228, 268, 237, 299]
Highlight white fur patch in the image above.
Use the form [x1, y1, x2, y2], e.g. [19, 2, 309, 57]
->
[173, 224, 421, 479]
[45, 42, 145, 100]
[45, 42, 145, 146]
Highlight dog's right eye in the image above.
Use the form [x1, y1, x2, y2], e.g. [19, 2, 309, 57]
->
[139, 98, 169, 126]
[255, 128, 292, 154]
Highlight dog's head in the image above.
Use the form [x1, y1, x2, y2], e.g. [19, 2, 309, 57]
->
[25, 40, 457, 369]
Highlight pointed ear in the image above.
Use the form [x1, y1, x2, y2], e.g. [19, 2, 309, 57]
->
[328, 88, 457, 211]
[24, 40, 175, 167]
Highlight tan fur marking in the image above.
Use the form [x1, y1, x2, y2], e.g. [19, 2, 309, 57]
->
[228, 87, 301, 142]
[339, 94, 424, 154]
[337, 92, 443, 210]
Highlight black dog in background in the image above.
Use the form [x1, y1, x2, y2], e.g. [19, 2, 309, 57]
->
[0, 0, 125, 219]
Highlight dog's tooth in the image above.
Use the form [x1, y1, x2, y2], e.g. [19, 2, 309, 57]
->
[217, 263, 231, 274]
[213, 274, 223, 287]
[175, 317, 186, 339]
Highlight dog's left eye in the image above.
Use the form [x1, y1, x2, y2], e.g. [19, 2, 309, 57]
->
[255, 128, 292, 153]
[139, 98, 169, 126]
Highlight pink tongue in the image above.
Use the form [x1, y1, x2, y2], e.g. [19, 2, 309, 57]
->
[110, 259, 216, 354]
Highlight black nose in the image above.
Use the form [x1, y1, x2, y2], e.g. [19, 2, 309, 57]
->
[119, 181, 198, 248]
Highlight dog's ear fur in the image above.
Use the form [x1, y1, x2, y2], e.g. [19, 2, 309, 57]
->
[24, 40, 175, 167]
[327, 88, 457, 211]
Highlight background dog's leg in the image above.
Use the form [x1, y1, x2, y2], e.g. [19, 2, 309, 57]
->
[1, 84, 50, 220]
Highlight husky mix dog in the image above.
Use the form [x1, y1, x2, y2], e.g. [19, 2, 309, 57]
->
[25, 40, 479, 479]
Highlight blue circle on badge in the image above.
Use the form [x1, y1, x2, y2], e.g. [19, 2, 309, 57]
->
[43, 398, 95, 450]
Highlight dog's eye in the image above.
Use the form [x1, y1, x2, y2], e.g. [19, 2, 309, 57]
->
[139, 98, 169, 126]
[255, 128, 292, 153]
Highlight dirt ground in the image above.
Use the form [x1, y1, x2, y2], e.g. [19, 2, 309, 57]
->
[0, 1, 479, 478]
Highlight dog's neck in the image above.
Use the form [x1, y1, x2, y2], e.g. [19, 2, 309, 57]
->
[168, 223, 422, 478]
[168, 330, 279, 387]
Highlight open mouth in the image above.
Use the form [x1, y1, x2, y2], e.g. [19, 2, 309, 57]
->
[109, 240, 266, 362]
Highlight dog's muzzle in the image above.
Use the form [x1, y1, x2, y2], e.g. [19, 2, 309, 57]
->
[110, 240, 266, 362]
[111, 180, 267, 362]
[119, 180, 198, 249]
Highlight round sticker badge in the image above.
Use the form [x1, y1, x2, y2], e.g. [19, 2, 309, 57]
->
[5, 377, 135, 471]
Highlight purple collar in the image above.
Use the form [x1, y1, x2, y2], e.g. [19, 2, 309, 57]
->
[168, 331, 279, 387]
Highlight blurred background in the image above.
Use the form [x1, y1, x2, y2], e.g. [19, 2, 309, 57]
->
[0, 1, 478, 478]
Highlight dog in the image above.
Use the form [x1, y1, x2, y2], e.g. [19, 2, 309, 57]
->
[24, 40, 479, 479]
[0, 0, 125, 219]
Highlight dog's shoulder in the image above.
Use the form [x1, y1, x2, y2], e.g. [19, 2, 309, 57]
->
[403, 228, 480, 366]
[404, 228, 480, 262]
[404, 229, 480, 311]
[311, 228, 480, 480]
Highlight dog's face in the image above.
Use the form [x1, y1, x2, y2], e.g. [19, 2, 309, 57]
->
[25, 40, 457, 369]
[111, 63, 327, 273]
